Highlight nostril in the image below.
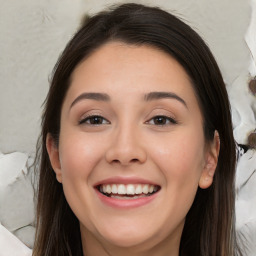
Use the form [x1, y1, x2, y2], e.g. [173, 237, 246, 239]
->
[109, 158, 141, 166]
[111, 158, 139, 164]
[105, 145, 147, 165]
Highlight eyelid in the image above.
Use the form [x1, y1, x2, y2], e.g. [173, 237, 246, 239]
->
[78, 114, 110, 125]
[146, 115, 178, 125]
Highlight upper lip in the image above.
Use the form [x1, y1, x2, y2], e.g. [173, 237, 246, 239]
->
[94, 176, 160, 187]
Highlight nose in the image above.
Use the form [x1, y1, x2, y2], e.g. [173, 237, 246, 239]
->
[105, 125, 147, 166]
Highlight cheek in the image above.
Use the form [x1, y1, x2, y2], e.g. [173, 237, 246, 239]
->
[151, 130, 205, 187]
[58, 132, 104, 181]
[142, 130, 205, 237]
[57, 132, 105, 223]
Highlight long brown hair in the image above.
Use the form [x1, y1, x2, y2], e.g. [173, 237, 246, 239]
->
[33, 3, 240, 255]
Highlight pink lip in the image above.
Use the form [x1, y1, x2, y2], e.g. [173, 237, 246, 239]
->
[94, 176, 160, 209]
[95, 189, 159, 209]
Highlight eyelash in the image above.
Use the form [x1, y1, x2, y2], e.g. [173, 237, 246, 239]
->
[79, 115, 177, 126]
[146, 115, 177, 126]
[79, 115, 110, 125]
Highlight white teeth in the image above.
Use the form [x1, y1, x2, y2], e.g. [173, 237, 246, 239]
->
[118, 184, 126, 194]
[111, 184, 118, 194]
[100, 184, 158, 195]
[142, 185, 149, 194]
[135, 184, 142, 194]
[106, 184, 111, 194]
[127, 184, 135, 195]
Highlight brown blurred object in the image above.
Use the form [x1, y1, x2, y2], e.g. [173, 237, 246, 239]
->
[248, 131, 256, 149]
[249, 77, 256, 96]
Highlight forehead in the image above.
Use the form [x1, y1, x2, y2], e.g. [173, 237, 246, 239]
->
[65, 42, 200, 111]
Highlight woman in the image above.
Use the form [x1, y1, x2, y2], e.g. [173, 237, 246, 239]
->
[33, 3, 241, 256]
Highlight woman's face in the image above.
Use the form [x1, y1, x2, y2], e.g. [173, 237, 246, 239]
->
[47, 42, 217, 255]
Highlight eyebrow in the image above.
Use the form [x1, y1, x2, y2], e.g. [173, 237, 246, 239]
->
[144, 91, 187, 108]
[70, 91, 187, 109]
[70, 92, 110, 109]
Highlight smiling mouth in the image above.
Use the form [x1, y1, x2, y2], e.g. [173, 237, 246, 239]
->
[96, 184, 161, 199]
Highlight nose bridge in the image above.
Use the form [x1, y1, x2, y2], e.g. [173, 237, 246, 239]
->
[105, 120, 146, 165]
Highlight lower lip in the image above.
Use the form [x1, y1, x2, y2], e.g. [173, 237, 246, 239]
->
[95, 189, 159, 209]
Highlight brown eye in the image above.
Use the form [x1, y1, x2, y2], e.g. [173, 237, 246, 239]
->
[153, 116, 167, 125]
[79, 115, 110, 125]
[148, 115, 177, 125]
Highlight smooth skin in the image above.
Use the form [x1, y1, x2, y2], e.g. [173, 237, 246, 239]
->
[47, 42, 219, 256]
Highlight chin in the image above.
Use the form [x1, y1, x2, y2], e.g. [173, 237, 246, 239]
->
[99, 227, 154, 248]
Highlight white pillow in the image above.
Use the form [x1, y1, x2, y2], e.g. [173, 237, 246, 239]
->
[0, 223, 32, 256]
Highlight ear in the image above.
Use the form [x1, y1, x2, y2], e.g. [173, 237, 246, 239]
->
[46, 133, 62, 183]
[199, 131, 220, 189]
